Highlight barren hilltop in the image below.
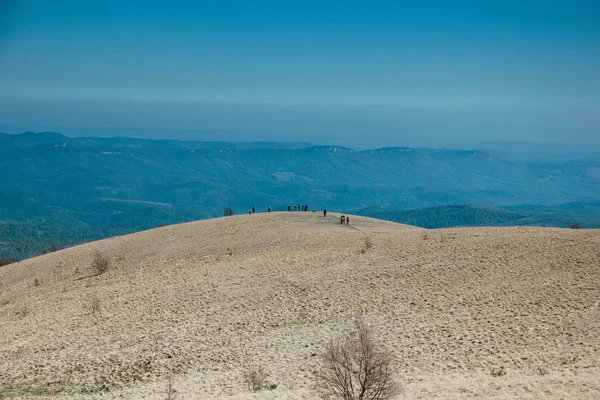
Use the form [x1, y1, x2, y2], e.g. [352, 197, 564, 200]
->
[1, 212, 599, 399]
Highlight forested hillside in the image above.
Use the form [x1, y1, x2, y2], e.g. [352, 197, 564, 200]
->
[357, 202, 600, 229]
[2, 131, 599, 260]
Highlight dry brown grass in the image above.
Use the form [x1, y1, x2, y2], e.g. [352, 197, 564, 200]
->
[0, 213, 598, 399]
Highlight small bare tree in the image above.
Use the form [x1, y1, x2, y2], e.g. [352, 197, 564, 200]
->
[92, 252, 109, 275]
[243, 365, 268, 392]
[315, 319, 399, 400]
[570, 222, 581, 229]
[224, 206, 234, 216]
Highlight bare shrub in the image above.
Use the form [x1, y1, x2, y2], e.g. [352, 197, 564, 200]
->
[33, 277, 41, 287]
[50, 244, 57, 252]
[88, 294, 101, 314]
[224, 206, 234, 216]
[315, 319, 399, 400]
[570, 222, 581, 229]
[166, 376, 177, 400]
[364, 236, 373, 250]
[92, 252, 109, 275]
[15, 304, 29, 318]
[243, 365, 269, 392]
[490, 365, 506, 377]
[225, 247, 234, 256]
[284, 376, 297, 390]
[536, 366, 549, 376]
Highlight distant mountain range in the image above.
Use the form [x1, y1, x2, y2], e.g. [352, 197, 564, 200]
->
[356, 202, 600, 229]
[1, 131, 599, 260]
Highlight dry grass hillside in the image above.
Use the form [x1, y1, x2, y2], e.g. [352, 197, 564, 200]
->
[1, 212, 599, 399]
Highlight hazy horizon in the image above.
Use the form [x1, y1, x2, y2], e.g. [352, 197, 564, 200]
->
[3, 125, 600, 155]
[1, 1, 599, 149]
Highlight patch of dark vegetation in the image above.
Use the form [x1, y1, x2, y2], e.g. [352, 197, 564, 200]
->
[92, 252, 109, 275]
[0, 258, 15, 267]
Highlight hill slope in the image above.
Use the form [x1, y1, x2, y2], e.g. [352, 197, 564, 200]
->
[1, 213, 599, 399]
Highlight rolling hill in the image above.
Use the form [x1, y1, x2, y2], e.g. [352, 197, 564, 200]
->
[1, 213, 599, 399]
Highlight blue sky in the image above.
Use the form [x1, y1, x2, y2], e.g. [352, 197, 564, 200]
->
[0, 0, 599, 148]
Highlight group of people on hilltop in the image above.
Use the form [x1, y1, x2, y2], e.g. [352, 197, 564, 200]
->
[244, 205, 349, 224]
[288, 204, 309, 212]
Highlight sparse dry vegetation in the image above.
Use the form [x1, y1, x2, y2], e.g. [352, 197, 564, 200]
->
[570, 222, 581, 229]
[14, 304, 29, 318]
[364, 236, 373, 250]
[165, 376, 177, 400]
[224, 206, 234, 216]
[536, 366, 549, 376]
[1, 213, 598, 398]
[491, 365, 506, 377]
[315, 319, 399, 400]
[243, 365, 269, 392]
[33, 277, 40, 287]
[88, 294, 101, 314]
[92, 252, 109, 275]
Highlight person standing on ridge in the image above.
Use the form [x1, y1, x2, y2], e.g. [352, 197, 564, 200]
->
[288, 205, 291, 212]
[252, 206, 255, 214]
[268, 206, 271, 213]
[341, 215, 345, 224]
[346, 216, 350, 224]
[323, 209, 327, 217]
